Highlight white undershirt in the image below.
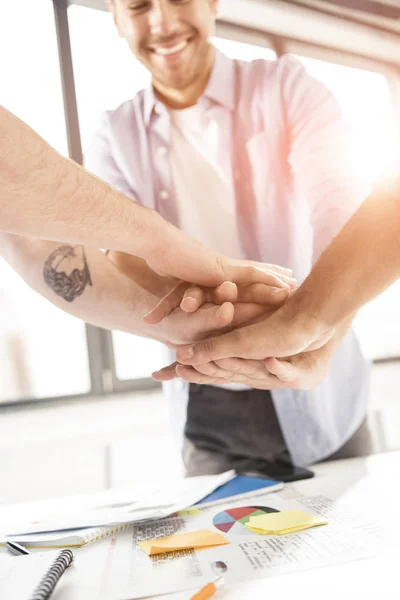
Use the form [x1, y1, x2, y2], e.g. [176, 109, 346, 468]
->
[169, 104, 243, 258]
[169, 104, 248, 390]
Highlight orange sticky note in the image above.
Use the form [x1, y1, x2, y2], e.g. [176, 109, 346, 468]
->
[138, 529, 229, 556]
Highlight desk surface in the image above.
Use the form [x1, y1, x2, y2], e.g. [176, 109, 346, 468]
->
[2, 451, 400, 600]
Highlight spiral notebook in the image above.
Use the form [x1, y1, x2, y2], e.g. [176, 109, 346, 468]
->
[2, 523, 130, 549]
[0, 549, 73, 600]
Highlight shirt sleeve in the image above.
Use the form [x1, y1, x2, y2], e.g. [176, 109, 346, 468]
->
[84, 111, 136, 201]
[281, 56, 370, 263]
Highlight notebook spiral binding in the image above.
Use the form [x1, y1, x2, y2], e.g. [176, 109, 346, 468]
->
[30, 549, 74, 600]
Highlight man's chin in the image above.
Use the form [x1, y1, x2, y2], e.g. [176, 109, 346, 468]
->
[154, 69, 199, 92]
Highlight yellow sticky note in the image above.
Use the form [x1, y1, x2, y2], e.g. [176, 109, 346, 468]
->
[177, 508, 201, 516]
[138, 529, 230, 556]
[245, 510, 328, 535]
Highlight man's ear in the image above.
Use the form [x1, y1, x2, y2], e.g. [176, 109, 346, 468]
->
[107, 0, 122, 36]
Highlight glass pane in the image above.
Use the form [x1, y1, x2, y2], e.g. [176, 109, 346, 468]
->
[212, 38, 276, 61]
[294, 55, 400, 360]
[0, 0, 68, 154]
[112, 333, 165, 381]
[68, 4, 151, 153]
[0, 0, 91, 402]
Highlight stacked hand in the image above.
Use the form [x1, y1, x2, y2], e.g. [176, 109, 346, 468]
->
[107, 251, 298, 350]
[146, 271, 297, 349]
[146, 277, 349, 390]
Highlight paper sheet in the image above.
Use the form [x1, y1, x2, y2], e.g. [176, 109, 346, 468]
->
[51, 480, 392, 600]
[245, 510, 328, 534]
[6, 470, 235, 535]
[0, 551, 67, 600]
[139, 530, 229, 556]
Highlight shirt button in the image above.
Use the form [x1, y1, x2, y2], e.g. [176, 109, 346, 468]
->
[159, 190, 169, 200]
[154, 104, 163, 116]
[157, 146, 168, 157]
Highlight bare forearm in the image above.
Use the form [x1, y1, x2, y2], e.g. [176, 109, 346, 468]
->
[107, 251, 176, 297]
[0, 106, 163, 258]
[0, 234, 168, 340]
[0, 107, 298, 288]
[294, 186, 400, 331]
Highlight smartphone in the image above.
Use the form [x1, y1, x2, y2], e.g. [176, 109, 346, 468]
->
[235, 458, 314, 483]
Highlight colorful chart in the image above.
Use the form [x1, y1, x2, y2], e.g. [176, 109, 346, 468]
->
[213, 506, 279, 535]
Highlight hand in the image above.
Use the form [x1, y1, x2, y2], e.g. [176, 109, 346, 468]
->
[172, 296, 337, 365]
[144, 279, 295, 324]
[156, 298, 276, 348]
[153, 336, 337, 390]
[147, 219, 296, 289]
[154, 319, 351, 390]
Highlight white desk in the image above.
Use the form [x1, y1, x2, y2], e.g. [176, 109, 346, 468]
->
[2, 452, 400, 600]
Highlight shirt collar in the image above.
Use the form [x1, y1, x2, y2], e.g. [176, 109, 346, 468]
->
[143, 48, 235, 126]
[203, 48, 235, 111]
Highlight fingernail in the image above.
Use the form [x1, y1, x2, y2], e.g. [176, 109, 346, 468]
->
[180, 346, 194, 362]
[272, 287, 287, 294]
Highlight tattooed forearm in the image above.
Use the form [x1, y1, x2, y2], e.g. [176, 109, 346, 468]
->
[43, 245, 92, 302]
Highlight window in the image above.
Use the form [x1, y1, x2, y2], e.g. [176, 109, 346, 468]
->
[295, 55, 400, 360]
[0, 0, 91, 403]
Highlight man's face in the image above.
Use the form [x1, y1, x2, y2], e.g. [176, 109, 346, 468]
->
[111, 0, 218, 91]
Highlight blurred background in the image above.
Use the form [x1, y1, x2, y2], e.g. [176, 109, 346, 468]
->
[0, 0, 400, 504]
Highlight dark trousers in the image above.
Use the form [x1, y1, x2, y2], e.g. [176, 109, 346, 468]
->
[183, 384, 373, 477]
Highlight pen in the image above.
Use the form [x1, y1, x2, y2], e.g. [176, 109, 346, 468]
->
[190, 575, 225, 600]
[6, 541, 31, 556]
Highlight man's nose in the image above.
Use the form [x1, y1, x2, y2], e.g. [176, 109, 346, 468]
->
[148, 0, 178, 36]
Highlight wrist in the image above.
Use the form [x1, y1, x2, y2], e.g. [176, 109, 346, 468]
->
[282, 290, 333, 340]
[129, 207, 170, 260]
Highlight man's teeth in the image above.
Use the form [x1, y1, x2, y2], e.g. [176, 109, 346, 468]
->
[154, 40, 188, 56]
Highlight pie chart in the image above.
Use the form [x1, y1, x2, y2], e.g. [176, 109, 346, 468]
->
[213, 506, 279, 535]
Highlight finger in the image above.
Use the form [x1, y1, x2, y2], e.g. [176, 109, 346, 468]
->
[253, 261, 293, 277]
[232, 262, 297, 289]
[143, 282, 187, 324]
[180, 287, 205, 312]
[176, 322, 262, 364]
[224, 265, 293, 289]
[235, 259, 293, 277]
[230, 304, 271, 328]
[182, 302, 235, 341]
[264, 357, 298, 383]
[268, 273, 297, 289]
[192, 361, 233, 379]
[175, 365, 219, 385]
[212, 281, 238, 304]
[214, 357, 269, 380]
[180, 281, 239, 313]
[236, 284, 289, 305]
[152, 362, 179, 381]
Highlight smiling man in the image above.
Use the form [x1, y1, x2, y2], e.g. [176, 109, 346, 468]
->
[84, 0, 372, 476]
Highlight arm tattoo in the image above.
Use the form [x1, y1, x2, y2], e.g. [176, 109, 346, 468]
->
[43, 245, 92, 302]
